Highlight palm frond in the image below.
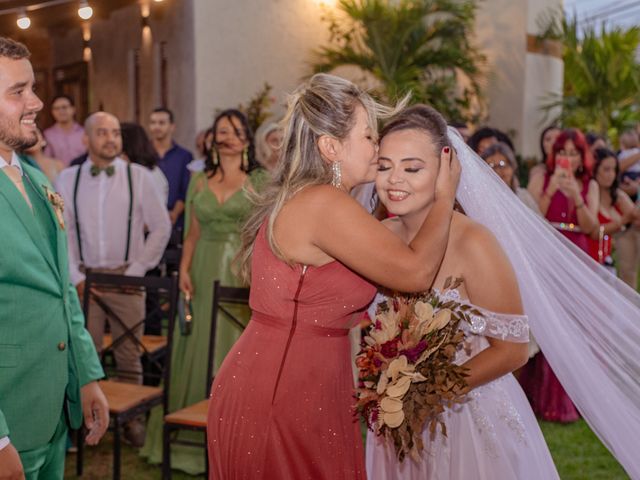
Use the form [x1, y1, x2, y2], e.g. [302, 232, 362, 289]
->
[312, 0, 484, 122]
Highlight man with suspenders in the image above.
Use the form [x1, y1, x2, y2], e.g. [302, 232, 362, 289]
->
[55, 111, 171, 446]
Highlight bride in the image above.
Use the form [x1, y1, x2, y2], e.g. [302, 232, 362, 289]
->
[365, 104, 640, 479]
[365, 105, 559, 479]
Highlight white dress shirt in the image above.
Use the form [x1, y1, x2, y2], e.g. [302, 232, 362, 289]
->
[620, 147, 640, 173]
[0, 151, 24, 174]
[0, 153, 24, 449]
[55, 157, 171, 286]
[149, 166, 170, 206]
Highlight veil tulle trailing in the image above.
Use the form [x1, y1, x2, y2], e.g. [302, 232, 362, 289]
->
[450, 127, 640, 479]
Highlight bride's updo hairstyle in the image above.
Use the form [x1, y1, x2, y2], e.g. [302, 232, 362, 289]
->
[379, 104, 452, 154]
[238, 73, 400, 282]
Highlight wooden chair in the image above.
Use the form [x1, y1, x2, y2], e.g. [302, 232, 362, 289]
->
[76, 272, 179, 480]
[90, 288, 168, 385]
[161, 281, 250, 479]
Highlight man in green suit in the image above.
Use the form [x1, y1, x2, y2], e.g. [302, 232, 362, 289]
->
[0, 37, 109, 479]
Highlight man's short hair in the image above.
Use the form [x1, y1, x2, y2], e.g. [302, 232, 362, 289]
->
[52, 94, 75, 107]
[151, 107, 174, 123]
[0, 37, 30, 60]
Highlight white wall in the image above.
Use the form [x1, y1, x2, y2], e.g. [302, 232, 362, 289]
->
[192, 0, 333, 132]
[474, 0, 563, 158]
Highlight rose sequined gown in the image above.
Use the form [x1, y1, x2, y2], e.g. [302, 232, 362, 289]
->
[207, 224, 376, 479]
[366, 289, 559, 480]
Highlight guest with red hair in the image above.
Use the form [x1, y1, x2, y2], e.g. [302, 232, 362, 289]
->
[529, 128, 599, 254]
[523, 128, 600, 423]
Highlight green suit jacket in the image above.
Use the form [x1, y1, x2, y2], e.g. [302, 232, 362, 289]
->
[0, 159, 104, 451]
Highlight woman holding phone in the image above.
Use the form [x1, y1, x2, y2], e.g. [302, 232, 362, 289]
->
[528, 128, 599, 254]
[523, 128, 599, 423]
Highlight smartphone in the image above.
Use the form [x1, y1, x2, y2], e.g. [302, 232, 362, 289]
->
[556, 156, 572, 175]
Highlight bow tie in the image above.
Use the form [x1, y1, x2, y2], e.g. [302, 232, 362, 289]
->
[90, 164, 115, 177]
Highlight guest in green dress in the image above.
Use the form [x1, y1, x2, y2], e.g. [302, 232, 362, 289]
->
[141, 109, 266, 474]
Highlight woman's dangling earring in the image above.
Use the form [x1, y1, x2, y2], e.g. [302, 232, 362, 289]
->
[331, 161, 342, 188]
[242, 148, 249, 171]
[212, 148, 219, 167]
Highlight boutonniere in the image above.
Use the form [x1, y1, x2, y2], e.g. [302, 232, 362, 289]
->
[43, 185, 65, 230]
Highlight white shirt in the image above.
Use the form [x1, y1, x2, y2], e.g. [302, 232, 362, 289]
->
[187, 157, 206, 173]
[149, 166, 170, 206]
[0, 151, 24, 174]
[55, 157, 171, 286]
[0, 153, 23, 449]
[619, 147, 640, 173]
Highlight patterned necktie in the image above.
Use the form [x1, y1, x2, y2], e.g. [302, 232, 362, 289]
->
[2, 165, 32, 209]
[90, 164, 115, 177]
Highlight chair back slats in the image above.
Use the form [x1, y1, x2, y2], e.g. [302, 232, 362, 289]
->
[82, 271, 179, 390]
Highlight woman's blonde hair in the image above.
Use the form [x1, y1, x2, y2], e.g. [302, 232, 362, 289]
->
[237, 73, 402, 283]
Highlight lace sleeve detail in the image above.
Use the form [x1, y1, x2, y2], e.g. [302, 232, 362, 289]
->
[464, 310, 530, 343]
[437, 288, 530, 343]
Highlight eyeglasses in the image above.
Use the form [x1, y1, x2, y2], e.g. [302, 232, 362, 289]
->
[487, 159, 510, 170]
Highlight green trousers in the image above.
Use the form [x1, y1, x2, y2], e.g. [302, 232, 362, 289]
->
[19, 414, 68, 480]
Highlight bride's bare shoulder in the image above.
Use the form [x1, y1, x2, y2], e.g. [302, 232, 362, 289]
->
[451, 214, 523, 313]
[452, 213, 504, 262]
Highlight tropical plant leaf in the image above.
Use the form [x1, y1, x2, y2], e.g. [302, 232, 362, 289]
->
[539, 12, 640, 144]
[312, 0, 485, 123]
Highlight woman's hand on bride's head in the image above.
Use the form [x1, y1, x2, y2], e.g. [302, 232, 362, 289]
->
[434, 146, 461, 202]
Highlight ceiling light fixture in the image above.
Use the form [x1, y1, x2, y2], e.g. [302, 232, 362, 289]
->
[78, 1, 93, 20]
[17, 10, 31, 29]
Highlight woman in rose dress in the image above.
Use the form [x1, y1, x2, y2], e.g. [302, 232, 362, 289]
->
[206, 74, 460, 479]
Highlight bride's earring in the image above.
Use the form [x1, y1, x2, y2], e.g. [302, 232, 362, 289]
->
[331, 161, 342, 188]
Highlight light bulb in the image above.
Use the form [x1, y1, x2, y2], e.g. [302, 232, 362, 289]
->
[17, 13, 31, 30]
[78, 1, 93, 20]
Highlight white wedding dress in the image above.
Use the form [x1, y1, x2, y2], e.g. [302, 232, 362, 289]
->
[365, 289, 560, 480]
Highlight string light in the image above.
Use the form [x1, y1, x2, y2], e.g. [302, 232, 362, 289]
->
[78, 0, 93, 20]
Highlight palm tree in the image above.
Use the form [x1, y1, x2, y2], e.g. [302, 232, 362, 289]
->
[541, 15, 640, 143]
[313, 0, 485, 123]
